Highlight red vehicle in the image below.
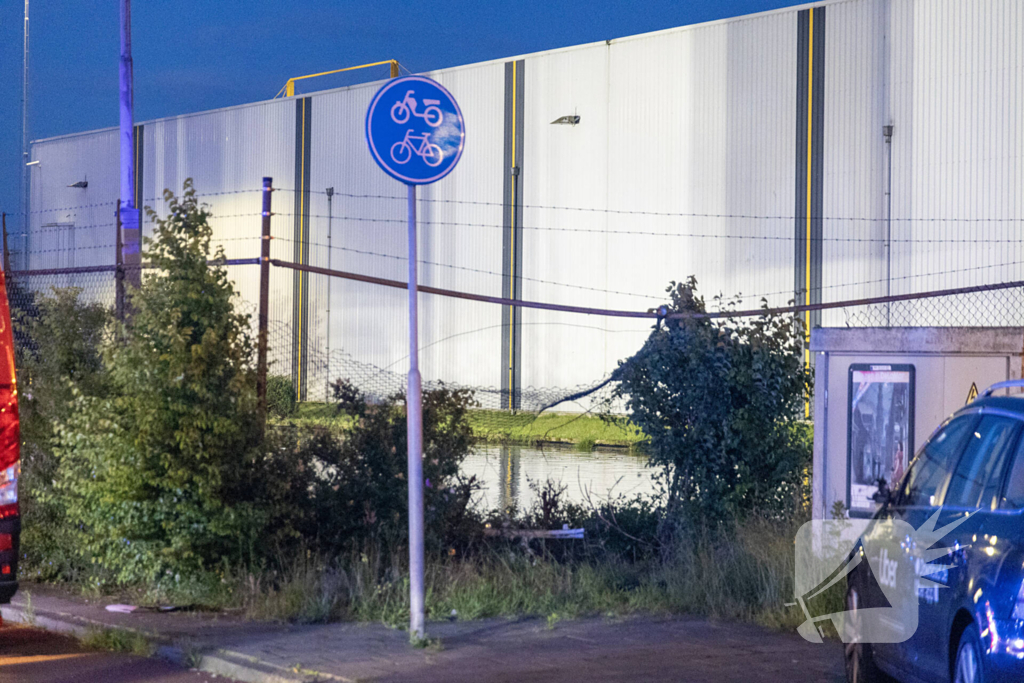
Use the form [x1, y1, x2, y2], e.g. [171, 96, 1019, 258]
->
[0, 266, 20, 606]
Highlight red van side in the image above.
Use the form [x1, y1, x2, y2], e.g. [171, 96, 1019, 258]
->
[0, 265, 20, 604]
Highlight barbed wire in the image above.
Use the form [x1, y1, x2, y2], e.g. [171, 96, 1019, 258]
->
[25, 201, 118, 215]
[23, 244, 118, 256]
[143, 189, 263, 203]
[146, 211, 262, 221]
[26, 189, 1024, 227]
[271, 188, 1024, 225]
[208, 236, 263, 243]
[273, 234, 1024, 305]
[274, 236, 664, 302]
[273, 257, 1024, 323]
[14, 220, 1024, 307]
[8, 222, 117, 237]
[267, 210, 1024, 244]
[762, 258, 1024, 302]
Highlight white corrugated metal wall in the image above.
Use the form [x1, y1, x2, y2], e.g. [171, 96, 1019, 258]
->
[821, 0, 889, 325]
[142, 98, 296, 317]
[28, 130, 119, 293]
[23, 0, 1024, 402]
[517, 9, 799, 392]
[894, 0, 1024, 326]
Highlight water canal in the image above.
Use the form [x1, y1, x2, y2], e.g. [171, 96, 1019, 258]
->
[461, 444, 659, 513]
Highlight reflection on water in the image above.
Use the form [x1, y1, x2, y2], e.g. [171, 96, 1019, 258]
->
[461, 444, 658, 513]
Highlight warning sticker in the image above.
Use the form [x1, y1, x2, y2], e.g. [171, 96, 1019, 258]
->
[966, 382, 979, 404]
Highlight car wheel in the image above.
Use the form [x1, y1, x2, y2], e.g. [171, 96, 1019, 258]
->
[954, 624, 985, 683]
[845, 587, 881, 682]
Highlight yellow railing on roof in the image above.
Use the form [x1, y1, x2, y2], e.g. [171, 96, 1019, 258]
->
[275, 60, 400, 98]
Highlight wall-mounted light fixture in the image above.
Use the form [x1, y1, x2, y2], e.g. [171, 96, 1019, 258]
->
[25, 160, 39, 167]
[550, 114, 580, 126]
[67, 180, 88, 189]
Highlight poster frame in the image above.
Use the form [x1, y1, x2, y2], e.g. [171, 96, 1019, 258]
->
[845, 363, 916, 518]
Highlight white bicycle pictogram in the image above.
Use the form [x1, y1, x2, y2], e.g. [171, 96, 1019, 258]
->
[390, 130, 444, 167]
[390, 91, 443, 127]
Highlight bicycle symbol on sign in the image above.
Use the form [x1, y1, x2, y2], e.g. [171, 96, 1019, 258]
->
[390, 91, 443, 127]
[390, 130, 444, 167]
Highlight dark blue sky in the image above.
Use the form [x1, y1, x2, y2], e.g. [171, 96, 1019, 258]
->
[0, 0, 807, 229]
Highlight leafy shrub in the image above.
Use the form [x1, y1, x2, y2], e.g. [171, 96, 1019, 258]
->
[584, 494, 663, 562]
[266, 375, 295, 417]
[13, 287, 110, 581]
[613, 277, 812, 529]
[49, 182, 272, 583]
[293, 379, 480, 555]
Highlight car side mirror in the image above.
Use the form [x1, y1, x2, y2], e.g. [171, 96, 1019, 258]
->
[871, 478, 892, 506]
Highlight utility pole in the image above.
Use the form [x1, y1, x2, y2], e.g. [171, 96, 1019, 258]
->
[120, 0, 134, 208]
[21, 0, 29, 270]
[120, 0, 141, 290]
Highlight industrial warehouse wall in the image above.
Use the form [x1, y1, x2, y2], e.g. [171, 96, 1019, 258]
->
[518, 9, 798, 392]
[22, 0, 1024, 404]
[821, 0, 1024, 327]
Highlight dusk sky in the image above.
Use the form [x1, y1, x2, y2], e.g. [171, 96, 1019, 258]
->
[0, 0, 808, 230]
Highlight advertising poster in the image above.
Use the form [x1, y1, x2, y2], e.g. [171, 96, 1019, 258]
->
[847, 364, 915, 515]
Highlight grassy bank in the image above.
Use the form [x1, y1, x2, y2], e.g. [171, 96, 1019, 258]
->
[272, 404, 646, 449]
[83, 514, 824, 634]
[467, 410, 645, 448]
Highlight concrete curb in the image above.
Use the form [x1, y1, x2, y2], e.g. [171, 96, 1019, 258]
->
[0, 602, 339, 683]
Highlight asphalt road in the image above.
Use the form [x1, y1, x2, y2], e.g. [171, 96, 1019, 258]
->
[0, 622, 237, 683]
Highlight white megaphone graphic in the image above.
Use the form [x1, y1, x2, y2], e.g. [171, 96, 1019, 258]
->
[793, 510, 973, 644]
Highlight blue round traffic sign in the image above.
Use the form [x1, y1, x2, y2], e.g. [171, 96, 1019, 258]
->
[366, 76, 465, 185]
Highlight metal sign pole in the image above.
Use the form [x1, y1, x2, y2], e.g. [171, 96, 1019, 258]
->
[407, 182, 425, 640]
[365, 75, 464, 643]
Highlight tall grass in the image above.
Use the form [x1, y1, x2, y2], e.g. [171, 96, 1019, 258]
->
[81, 627, 155, 656]
[182, 514, 823, 631]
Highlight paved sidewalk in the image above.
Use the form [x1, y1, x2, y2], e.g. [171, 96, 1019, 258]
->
[2, 584, 845, 683]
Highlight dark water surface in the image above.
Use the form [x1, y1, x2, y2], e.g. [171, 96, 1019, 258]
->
[461, 444, 659, 512]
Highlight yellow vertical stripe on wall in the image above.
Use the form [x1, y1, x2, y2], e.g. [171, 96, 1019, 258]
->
[804, 8, 814, 416]
[297, 98, 307, 401]
[508, 61, 517, 410]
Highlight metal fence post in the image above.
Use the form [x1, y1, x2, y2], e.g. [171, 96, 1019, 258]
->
[325, 186, 333, 401]
[257, 178, 273, 431]
[115, 203, 125, 322]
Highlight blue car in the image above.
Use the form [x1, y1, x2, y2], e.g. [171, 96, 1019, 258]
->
[846, 380, 1024, 683]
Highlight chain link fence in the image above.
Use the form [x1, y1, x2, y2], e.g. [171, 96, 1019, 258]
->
[10, 188, 1024, 436]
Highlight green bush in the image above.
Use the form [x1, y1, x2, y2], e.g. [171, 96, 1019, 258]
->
[293, 379, 481, 555]
[48, 182, 272, 584]
[13, 287, 110, 581]
[614, 277, 812, 529]
[266, 375, 295, 417]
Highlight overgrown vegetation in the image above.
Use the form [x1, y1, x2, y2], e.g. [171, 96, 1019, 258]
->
[266, 375, 296, 417]
[13, 184, 816, 633]
[613, 277, 813, 530]
[15, 286, 109, 582]
[81, 627, 155, 657]
[46, 182, 277, 584]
